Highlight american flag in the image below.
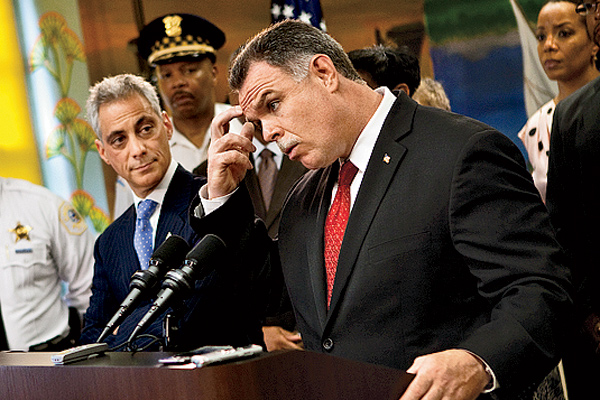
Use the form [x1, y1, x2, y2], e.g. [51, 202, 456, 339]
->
[271, 0, 326, 31]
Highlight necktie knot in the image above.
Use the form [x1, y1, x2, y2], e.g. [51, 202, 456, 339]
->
[338, 161, 358, 187]
[260, 148, 274, 162]
[137, 199, 158, 220]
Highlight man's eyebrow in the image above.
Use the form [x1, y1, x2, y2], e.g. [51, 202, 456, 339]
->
[105, 129, 124, 142]
[134, 115, 154, 130]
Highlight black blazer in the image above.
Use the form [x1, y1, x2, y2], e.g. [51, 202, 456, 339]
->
[194, 94, 572, 398]
[547, 75, 600, 316]
[82, 166, 268, 350]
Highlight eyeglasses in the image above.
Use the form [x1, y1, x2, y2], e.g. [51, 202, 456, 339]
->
[576, 2, 600, 16]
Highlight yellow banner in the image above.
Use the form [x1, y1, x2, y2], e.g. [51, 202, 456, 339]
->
[0, 0, 42, 184]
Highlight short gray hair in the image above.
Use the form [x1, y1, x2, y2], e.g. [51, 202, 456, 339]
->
[86, 74, 162, 139]
[229, 20, 362, 91]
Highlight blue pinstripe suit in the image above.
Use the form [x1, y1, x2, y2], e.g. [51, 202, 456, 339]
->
[81, 166, 268, 350]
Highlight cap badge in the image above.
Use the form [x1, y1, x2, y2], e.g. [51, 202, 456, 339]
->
[163, 15, 183, 37]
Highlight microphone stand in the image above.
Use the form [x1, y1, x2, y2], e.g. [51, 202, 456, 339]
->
[162, 297, 187, 351]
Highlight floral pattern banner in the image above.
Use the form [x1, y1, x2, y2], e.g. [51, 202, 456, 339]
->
[13, 0, 109, 233]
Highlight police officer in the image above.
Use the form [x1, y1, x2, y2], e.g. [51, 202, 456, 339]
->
[113, 13, 241, 217]
[0, 177, 94, 351]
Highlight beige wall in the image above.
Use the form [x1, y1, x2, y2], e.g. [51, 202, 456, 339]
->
[78, 0, 431, 103]
[78, 0, 430, 213]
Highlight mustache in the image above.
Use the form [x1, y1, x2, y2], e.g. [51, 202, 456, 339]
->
[171, 90, 194, 101]
[277, 136, 300, 154]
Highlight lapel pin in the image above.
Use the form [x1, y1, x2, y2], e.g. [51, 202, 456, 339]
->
[383, 153, 391, 164]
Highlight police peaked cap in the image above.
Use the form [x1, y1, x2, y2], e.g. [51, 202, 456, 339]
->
[137, 13, 226, 66]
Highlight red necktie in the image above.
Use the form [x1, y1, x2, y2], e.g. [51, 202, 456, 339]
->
[324, 161, 358, 308]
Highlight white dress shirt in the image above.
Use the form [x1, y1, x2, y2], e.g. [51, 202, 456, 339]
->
[131, 159, 178, 250]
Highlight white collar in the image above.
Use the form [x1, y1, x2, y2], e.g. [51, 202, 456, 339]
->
[345, 87, 397, 173]
[132, 159, 178, 208]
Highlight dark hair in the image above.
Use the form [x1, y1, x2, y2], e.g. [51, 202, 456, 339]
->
[229, 20, 362, 90]
[540, 0, 600, 70]
[347, 45, 421, 96]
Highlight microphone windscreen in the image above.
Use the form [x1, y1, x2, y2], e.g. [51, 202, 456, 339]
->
[185, 234, 226, 265]
[151, 234, 189, 266]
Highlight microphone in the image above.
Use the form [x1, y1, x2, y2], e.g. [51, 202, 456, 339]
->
[96, 234, 190, 343]
[127, 234, 226, 346]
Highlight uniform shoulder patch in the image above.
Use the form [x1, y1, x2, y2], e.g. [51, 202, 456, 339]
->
[59, 202, 87, 235]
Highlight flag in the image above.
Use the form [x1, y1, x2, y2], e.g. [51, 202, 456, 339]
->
[271, 0, 326, 31]
[509, 0, 558, 117]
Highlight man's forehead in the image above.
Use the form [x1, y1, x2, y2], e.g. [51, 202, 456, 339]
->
[238, 62, 282, 110]
[99, 95, 156, 131]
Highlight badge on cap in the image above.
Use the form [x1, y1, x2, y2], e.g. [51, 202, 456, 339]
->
[163, 15, 182, 37]
[9, 222, 32, 242]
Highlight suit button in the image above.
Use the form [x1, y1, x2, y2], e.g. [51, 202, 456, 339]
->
[322, 338, 334, 351]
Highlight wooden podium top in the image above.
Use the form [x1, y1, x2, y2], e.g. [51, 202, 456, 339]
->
[0, 349, 413, 400]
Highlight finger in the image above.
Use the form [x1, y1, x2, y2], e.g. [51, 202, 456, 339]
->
[399, 371, 434, 400]
[240, 121, 256, 142]
[211, 105, 245, 140]
[210, 129, 256, 157]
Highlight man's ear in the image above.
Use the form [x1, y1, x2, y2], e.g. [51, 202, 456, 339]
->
[211, 64, 218, 84]
[162, 111, 174, 140]
[393, 83, 411, 96]
[95, 139, 110, 165]
[309, 54, 339, 92]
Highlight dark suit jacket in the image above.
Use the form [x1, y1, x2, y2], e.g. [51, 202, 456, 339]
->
[546, 76, 600, 400]
[547, 75, 600, 316]
[193, 94, 572, 398]
[81, 166, 268, 350]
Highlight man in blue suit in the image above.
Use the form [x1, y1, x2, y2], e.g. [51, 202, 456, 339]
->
[80, 74, 269, 350]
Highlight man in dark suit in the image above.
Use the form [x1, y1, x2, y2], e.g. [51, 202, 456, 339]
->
[80, 74, 269, 351]
[546, 3, 600, 398]
[193, 20, 573, 399]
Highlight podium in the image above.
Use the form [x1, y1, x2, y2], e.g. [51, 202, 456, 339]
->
[0, 350, 413, 400]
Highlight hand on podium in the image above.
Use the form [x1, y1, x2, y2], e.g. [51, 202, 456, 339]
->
[400, 349, 490, 400]
[262, 326, 303, 351]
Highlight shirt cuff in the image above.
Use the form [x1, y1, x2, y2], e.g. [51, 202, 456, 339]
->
[462, 349, 499, 393]
[195, 184, 237, 217]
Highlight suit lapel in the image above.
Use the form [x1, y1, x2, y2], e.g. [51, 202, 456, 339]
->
[244, 157, 268, 221]
[155, 166, 194, 246]
[120, 207, 141, 280]
[264, 158, 307, 228]
[326, 94, 414, 319]
[306, 164, 338, 329]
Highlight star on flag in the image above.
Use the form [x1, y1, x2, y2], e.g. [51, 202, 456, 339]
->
[271, 0, 326, 31]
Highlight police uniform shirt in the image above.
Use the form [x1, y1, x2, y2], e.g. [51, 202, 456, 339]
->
[0, 178, 94, 350]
